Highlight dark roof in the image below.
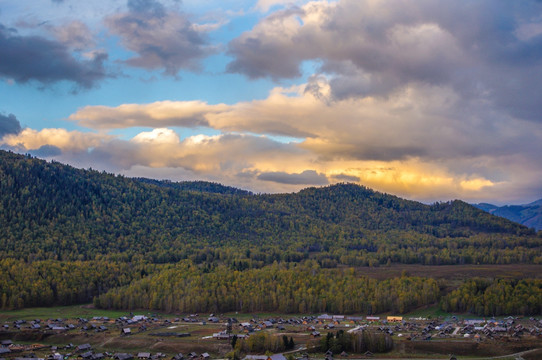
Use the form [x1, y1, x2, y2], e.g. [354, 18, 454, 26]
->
[76, 344, 92, 351]
[114, 354, 134, 360]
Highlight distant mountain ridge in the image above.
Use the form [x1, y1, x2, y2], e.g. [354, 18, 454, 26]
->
[473, 200, 542, 231]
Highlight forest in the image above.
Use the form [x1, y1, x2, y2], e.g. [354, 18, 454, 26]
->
[1, 150, 541, 314]
[440, 278, 542, 316]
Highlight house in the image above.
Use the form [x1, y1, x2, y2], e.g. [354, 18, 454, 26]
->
[213, 332, 230, 340]
[262, 321, 273, 328]
[92, 354, 105, 360]
[269, 355, 287, 360]
[387, 316, 403, 322]
[76, 344, 92, 352]
[114, 354, 134, 360]
[366, 317, 380, 322]
[346, 316, 363, 322]
[200, 353, 210, 360]
[122, 328, 132, 335]
[138, 353, 151, 359]
[172, 353, 184, 360]
[242, 356, 268, 360]
[80, 351, 94, 359]
[464, 320, 485, 326]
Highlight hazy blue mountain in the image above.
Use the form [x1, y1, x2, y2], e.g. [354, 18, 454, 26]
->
[473, 200, 542, 231]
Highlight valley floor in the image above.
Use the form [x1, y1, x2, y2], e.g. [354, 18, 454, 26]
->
[1, 305, 541, 360]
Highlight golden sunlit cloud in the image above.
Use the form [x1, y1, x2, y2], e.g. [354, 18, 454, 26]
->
[460, 178, 495, 191]
[42, 77, 535, 202]
[1, 128, 110, 152]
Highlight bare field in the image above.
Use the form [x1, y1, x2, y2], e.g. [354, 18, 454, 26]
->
[353, 264, 542, 280]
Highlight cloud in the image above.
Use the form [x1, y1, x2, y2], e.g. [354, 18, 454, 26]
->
[49, 21, 96, 50]
[227, 0, 542, 122]
[65, 75, 542, 202]
[258, 169, 328, 185]
[71, 80, 542, 164]
[2, 122, 540, 202]
[131, 128, 181, 144]
[0, 113, 22, 137]
[1, 128, 110, 153]
[105, 0, 215, 75]
[29, 145, 62, 157]
[0, 23, 108, 88]
[70, 100, 223, 129]
[331, 173, 360, 183]
[255, 0, 307, 12]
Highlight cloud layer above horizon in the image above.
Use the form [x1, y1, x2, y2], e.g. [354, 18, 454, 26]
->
[1, 0, 542, 204]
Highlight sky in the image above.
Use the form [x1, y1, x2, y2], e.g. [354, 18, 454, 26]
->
[1, 0, 542, 205]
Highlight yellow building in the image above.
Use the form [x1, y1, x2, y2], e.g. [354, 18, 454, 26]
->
[387, 316, 403, 322]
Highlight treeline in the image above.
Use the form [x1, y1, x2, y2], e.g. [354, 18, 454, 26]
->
[440, 278, 542, 316]
[0, 258, 160, 309]
[320, 330, 393, 354]
[232, 332, 294, 355]
[94, 261, 440, 314]
[1, 150, 540, 268]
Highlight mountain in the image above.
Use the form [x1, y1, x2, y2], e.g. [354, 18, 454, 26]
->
[473, 200, 542, 231]
[134, 177, 252, 195]
[1, 149, 538, 265]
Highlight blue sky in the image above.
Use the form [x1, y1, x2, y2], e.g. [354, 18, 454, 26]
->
[1, 0, 542, 204]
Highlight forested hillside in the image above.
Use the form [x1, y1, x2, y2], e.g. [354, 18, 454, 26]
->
[1, 150, 541, 313]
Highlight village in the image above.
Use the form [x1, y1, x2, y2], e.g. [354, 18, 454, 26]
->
[1, 311, 542, 360]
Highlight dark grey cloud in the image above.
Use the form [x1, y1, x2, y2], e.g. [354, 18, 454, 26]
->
[0, 113, 22, 137]
[331, 174, 360, 183]
[0, 24, 108, 88]
[258, 170, 328, 185]
[29, 145, 62, 157]
[227, 7, 306, 79]
[106, 0, 214, 76]
[356, 146, 428, 162]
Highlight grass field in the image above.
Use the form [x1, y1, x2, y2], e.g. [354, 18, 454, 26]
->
[0, 305, 157, 321]
[353, 263, 542, 280]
